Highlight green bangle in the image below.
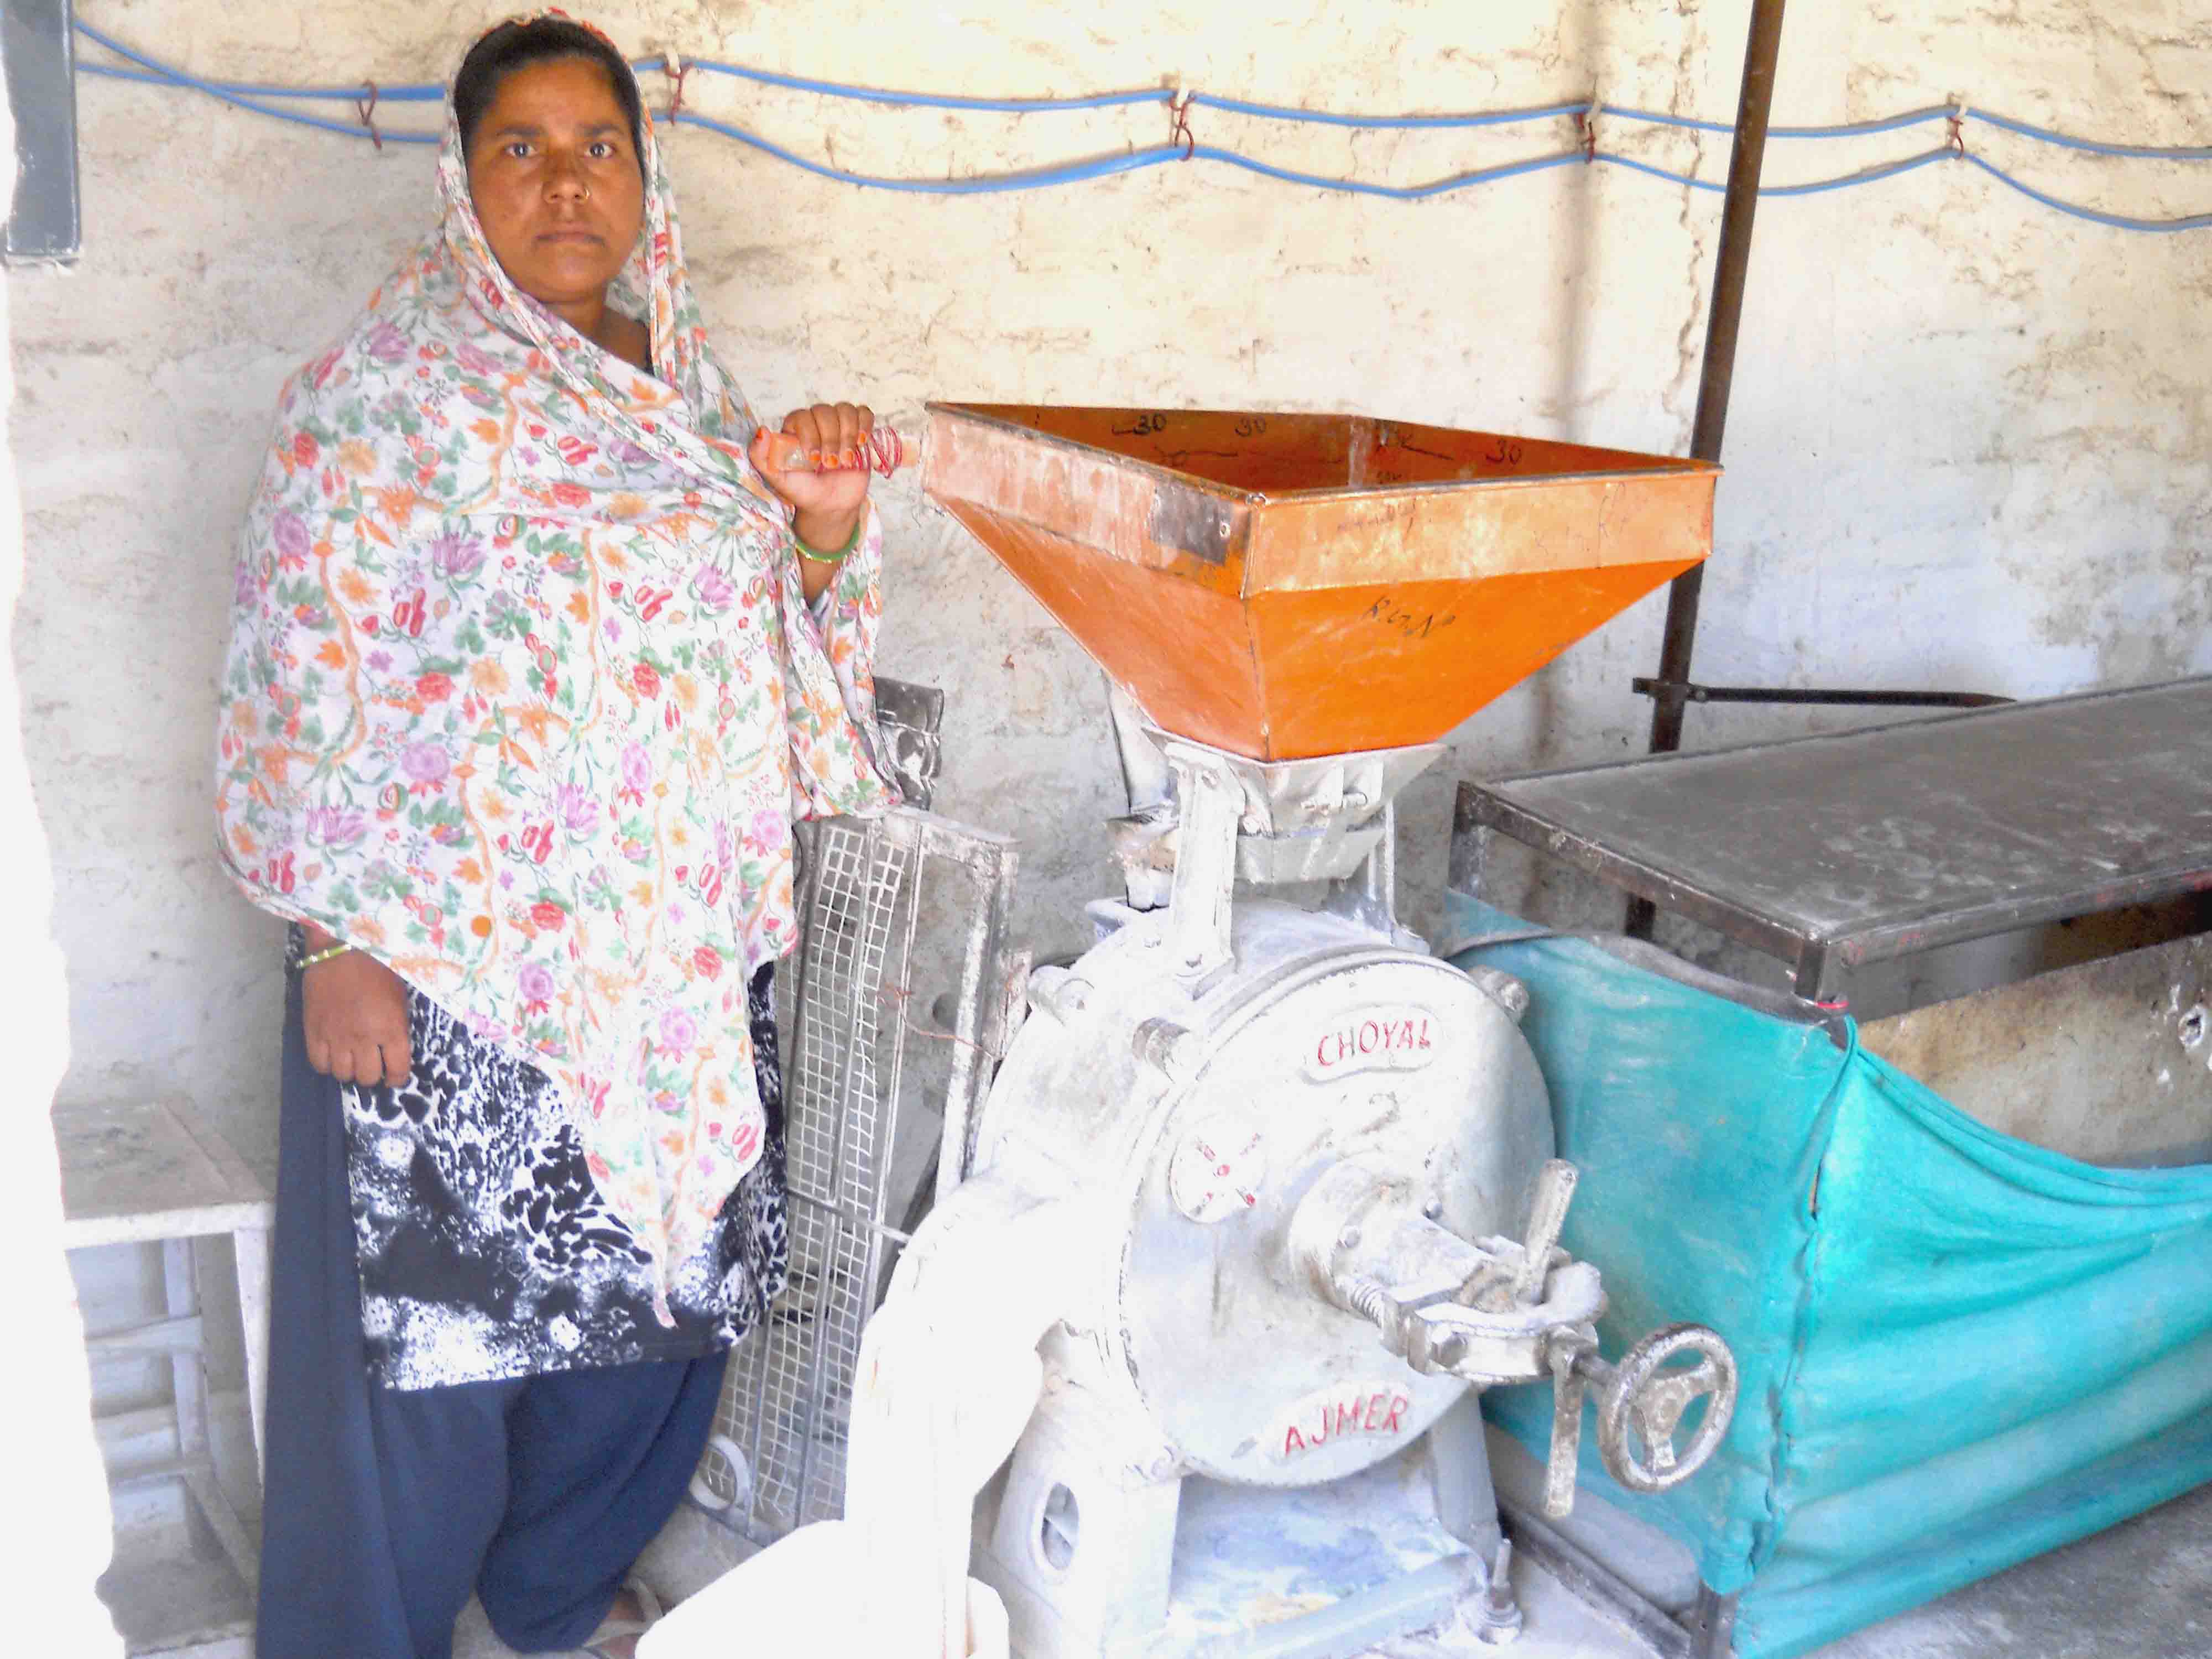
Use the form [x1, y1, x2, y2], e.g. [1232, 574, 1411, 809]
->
[794, 515, 863, 565]
[301, 942, 353, 969]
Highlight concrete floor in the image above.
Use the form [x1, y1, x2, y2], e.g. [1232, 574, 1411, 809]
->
[1809, 1479, 2212, 1659]
[103, 1398, 2212, 1659]
[521, 1476, 2212, 1659]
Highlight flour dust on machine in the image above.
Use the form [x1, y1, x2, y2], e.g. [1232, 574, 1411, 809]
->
[895, 404, 1740, 1657]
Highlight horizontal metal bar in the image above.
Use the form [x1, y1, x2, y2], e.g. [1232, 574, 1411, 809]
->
[85, 1312, 205, 1355]
[1188, 1552, 1478, 1658]
[1632, 677, 2012, 709]
[1834, 859, 2212, 969]
[1498, 1499, 1692, 1659]
[1464, 787, 2212, 988]
[1478, 674, 2207, 796]
[110, 1458, 210, 1491]
[1465, 788, 1824, 966]
[1466, 789, 2212, 993]
[785, 1184, 912, 1245]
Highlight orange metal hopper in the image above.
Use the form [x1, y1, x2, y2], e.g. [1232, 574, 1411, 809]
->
[922, 403, 1719, 761]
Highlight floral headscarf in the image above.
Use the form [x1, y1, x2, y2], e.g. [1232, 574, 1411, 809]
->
[216, 28, 898, 1314]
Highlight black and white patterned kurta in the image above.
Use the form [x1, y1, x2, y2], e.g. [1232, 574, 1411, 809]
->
[311, 931, 790, 1391]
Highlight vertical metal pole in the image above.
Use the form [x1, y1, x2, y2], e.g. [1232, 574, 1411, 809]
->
[1627, 0, 1788, 940]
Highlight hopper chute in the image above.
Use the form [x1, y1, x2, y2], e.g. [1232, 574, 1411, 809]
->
[921, 403, 1719, 761]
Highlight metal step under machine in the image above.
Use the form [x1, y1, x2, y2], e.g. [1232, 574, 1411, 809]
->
[916, 405, 1743, 1658]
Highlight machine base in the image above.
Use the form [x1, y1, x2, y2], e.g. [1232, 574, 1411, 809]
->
[978, 1404, 1500, 1659]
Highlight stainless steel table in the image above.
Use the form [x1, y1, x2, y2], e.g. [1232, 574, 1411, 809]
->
[1451, 676, 2212, 1000]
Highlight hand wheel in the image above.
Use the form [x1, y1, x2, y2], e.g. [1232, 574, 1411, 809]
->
[1593, 1322, 1738, 1493]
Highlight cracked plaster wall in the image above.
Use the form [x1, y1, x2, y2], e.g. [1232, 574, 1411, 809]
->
[12, 0, 2210, 1175]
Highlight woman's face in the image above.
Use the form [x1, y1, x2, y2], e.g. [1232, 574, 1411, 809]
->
[465, 56, 645, 316]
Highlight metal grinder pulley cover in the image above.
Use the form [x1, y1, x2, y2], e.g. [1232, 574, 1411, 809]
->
[978, 899, 1556, 1486]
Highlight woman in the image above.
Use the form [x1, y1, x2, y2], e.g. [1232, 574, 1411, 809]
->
[215, 15, 898, 1657]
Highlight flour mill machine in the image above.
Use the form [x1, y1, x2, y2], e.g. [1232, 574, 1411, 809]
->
[919, 405, 1736, 1658]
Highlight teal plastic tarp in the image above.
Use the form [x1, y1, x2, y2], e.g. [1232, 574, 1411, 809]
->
[1446, 894, 2212, 1659]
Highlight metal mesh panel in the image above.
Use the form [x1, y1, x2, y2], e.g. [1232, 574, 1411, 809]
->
[693, 806, 1016, 1548]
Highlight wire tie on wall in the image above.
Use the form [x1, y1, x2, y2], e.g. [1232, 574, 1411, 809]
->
[1948, 98, 1970, 156]
[1169, 88, 1196, 160]
[355, 79, 383, 150]
[1575, 95, 1600, 162]
[662, 51, 690, 126]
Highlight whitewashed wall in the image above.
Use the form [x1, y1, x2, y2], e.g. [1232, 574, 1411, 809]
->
[14, 1, 2211, 1172]
[2, 62, 130, 1654]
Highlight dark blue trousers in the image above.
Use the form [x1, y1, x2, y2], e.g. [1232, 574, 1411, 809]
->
[255, 972, 728, 1659]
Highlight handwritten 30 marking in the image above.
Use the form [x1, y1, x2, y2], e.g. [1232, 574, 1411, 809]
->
[1363, 594, 1457, 640]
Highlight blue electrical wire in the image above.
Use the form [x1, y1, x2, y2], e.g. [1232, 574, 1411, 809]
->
[1185, 92, 1588, 131]
[1754, 149, 1959, 196]
[72, 64, 441, 144]
[69, 20, 2212, 159]
[1965, 108, 2212, 161]
[70, 22, 2212, 160]
[1195, 145, 1582, 199]
[1962, 153, 2212, 231]
[74, 22, 439, 142]
[66, 22, 2212, 226]
[1599, 107, 1730, 136]
[673, 111, 1586, 201]
[1600, 103, 1954, 140]
[1594, 147, 1957, 197]
[668, 110, 1173, 193]
[73, 61, 444, 100]
[1598, 144, 2211, 226]
[675, 55, 1172, 113]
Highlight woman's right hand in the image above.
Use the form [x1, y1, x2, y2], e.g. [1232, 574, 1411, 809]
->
[303, 950, 413, 1088]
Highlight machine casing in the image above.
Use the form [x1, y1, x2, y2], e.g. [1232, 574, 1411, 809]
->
[971, 897, 1551, 1655]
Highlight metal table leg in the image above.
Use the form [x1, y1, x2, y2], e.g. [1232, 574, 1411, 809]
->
[1793, 942, 1840, 1004]
[1688, 1584, 1739, 1659]
[233, 1222, 273, 1483]
[1496, 1493, 1741, 1659]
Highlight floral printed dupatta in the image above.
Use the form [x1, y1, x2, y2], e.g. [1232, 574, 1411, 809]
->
[217, 58, 897, 1313]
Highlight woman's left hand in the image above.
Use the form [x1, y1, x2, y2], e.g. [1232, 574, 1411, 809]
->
[750, 402, 877, 554]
